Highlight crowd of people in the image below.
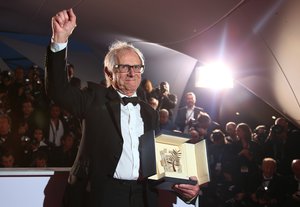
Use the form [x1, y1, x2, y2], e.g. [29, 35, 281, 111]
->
[0, 65, 80, 168]
[0, 63, 299, 206]
[129, 78, 300, 207]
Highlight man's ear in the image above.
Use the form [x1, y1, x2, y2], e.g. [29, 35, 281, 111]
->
[104, 67, 113, 80]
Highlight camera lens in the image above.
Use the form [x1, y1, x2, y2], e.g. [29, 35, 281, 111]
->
[271, 124, 283, 134]
[21, 136, 30, 142]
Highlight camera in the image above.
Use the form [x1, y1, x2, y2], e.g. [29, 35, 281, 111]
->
[270, 124, 284, 135]
[21, 136, 31, 142]
[158, 82, 169, 94]
[24, 78, 32, 95]
[160, 87, 167, 94]
[0, 70, 13, 83]
[187, 118, 198, 129]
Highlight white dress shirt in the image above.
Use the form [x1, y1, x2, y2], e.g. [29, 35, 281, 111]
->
[114, 92, 144, 180]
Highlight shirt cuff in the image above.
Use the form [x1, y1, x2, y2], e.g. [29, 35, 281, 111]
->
[50, 39, 68, 52]
[185, 195, 198, 204]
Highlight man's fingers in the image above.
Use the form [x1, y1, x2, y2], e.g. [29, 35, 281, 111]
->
[62, 10, 69, 21]
[68, 8, 77, 24]
[173, 187, 197, 200]
[173, 180, 200, 199]
[53, 9, 76, 28]
[51, 8, 77, 43]
[51, 16, 62, 31]
[53, 12, 65, 28]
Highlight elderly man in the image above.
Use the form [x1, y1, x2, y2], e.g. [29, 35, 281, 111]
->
[248, 158, 285, 207]
[46, 8, 199, 207]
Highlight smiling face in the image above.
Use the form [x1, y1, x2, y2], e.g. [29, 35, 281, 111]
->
[109, 49, 142, 96]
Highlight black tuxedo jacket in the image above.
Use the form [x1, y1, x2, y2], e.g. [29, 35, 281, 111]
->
[45, 48, 159, 206]
[248, 173, 285, 206]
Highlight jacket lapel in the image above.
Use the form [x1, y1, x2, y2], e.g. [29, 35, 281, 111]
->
[105, 86, 122, 137]
[140, 101, 158, 133]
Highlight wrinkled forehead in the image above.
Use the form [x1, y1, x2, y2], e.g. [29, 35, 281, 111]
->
[115, 49, 142, 64]
[262, 160, 276, 169]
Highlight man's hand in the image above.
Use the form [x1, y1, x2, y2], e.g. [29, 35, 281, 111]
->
[51, 8, 77, 43]
[172, 176, 200, 201]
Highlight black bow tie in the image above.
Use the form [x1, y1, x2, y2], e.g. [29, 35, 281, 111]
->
[122, 97, 140, 106]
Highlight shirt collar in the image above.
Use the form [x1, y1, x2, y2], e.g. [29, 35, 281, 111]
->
[117, 91, 138, 98]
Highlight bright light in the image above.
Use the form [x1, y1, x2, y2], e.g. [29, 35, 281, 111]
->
[195, 62, 233, 89]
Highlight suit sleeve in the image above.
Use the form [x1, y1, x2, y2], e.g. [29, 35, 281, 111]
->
[45, 46, 93, 118]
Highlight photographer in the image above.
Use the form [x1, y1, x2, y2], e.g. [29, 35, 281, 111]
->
[0, 70, 14, 94]
[154, 81, 177, 120]
[0, 114, 23, 166]
[19, 126, 50, 167]
[175, 92, 204, 133]
[187, 111, 211, 143]
[253, 125, 268, 146]
[264, 117, 300, 175]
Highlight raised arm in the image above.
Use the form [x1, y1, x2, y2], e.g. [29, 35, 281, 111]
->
[51, 8, 77, 43]
[46, 9, 82, 115]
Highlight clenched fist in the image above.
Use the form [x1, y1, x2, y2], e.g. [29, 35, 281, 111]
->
[51, 8, 77, 43]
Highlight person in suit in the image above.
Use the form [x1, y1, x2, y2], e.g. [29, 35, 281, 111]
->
[248, 157, 285, 207]
[285, 159, 300, 206]
[46, 8, 200, 207]
[154, 81, 177, 120]
[264, 117, 300, 176]
[175, 92, 203, 133]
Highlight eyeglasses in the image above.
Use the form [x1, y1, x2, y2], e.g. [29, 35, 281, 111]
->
[114, 64, 144, 73]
